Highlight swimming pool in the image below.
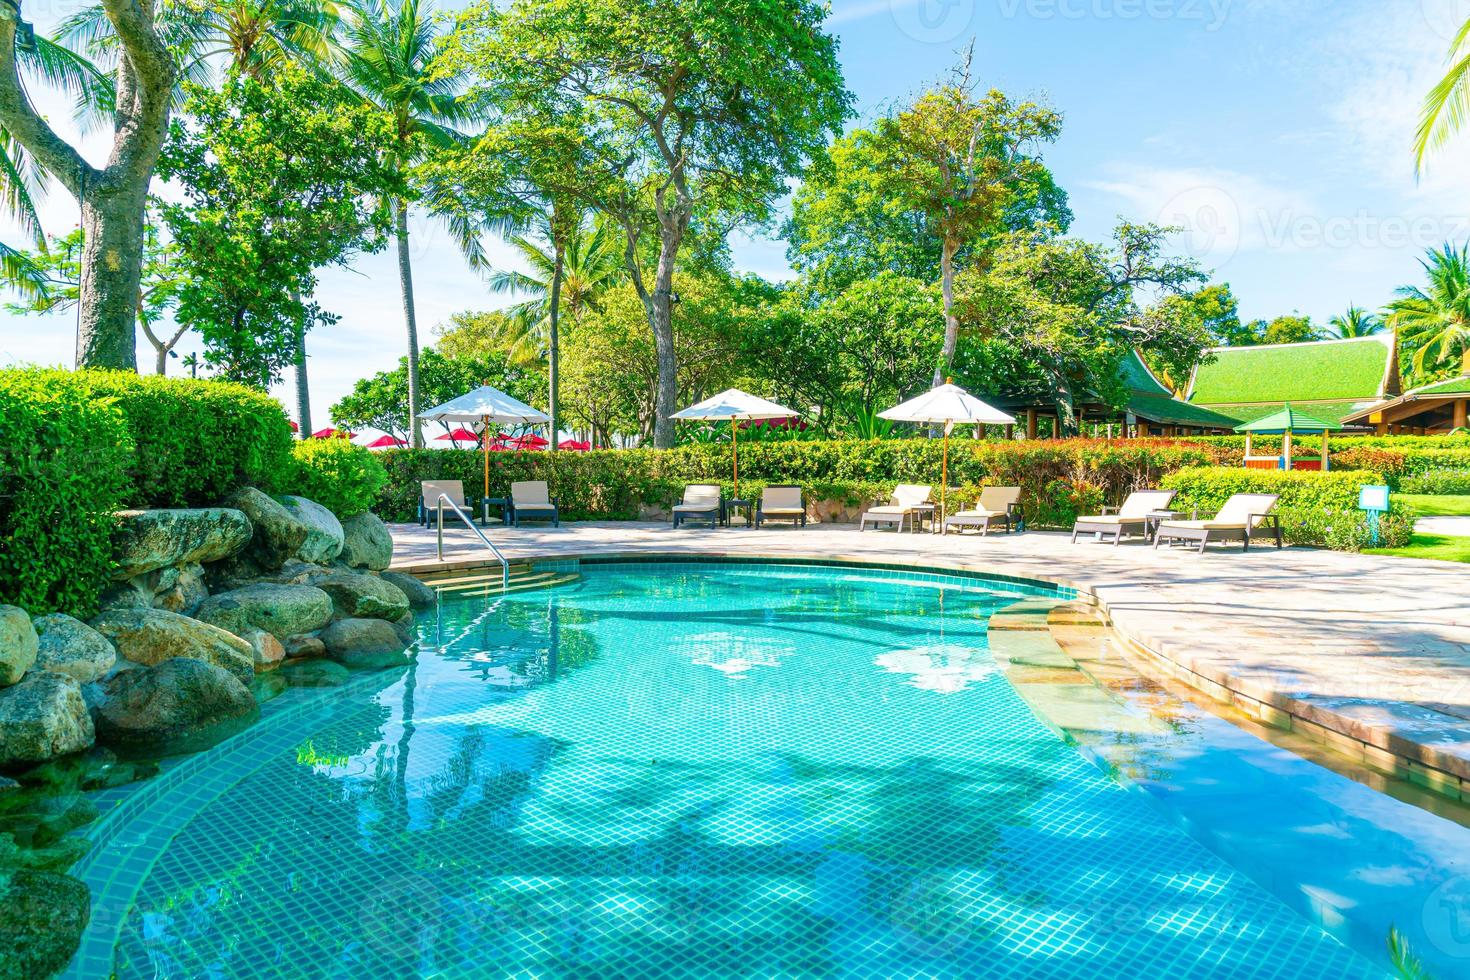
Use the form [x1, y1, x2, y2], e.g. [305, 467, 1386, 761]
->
[79, 561, 1386, 977]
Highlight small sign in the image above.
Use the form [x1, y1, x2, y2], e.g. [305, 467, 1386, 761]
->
[1358, 485, 1390, 513]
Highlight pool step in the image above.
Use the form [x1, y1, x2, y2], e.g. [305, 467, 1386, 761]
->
[421, 565, 580, 597]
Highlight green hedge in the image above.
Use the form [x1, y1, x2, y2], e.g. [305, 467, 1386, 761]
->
[0, 370, 133, 616]
[374, 438, 1223, 526]
[285, 439, 389, 518]
[1159, 467, 1413, 549]
[1401, 470, 1470, 494]
[74, 371, 294, 507]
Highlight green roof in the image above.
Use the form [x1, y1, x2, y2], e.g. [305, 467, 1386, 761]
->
[1407, 374, 1470, 397]
[1188, 336, 1395, 406]
[1119, 352, 1238, 429]
[1198, 400, 1371, 426]
[1234, 405, 1343, 434]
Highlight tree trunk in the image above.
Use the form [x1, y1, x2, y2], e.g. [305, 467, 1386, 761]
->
[1053, 376, 1079, 438]
[648, 225, 681, 449]
[292, 296, 312, 438]
[76, 181, 147, 371]
[393, 198, 423, 448]
[931, 238, 960, 389]
[548, 242, 564, 452]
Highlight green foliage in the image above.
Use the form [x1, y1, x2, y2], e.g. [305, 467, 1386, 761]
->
[0, 369, 132, 616]
[74, 370, 295, 507]
[285, 439, 389, 518]
[1401, 471, 1470, 494]
[1387, 244, 1470, 378]
[158, 66, 403, 388]
[1159, 466, 1403, 549]
[1031, 479, 1105, 530]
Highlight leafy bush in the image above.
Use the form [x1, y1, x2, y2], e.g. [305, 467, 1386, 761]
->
[1401, 469, 1470, 494]
[285, 439, 389, 518]
[1160, 467, 1389, 548]
[0, 369, 133, 616]
[1332, 447, 1407, 480]
[73, 370, 294, 506]
[1031, 479, 1105, 529]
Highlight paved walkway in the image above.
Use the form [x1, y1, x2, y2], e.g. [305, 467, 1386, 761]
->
[389, 520, 1470, 790]
[1418, 515, 1470, 537]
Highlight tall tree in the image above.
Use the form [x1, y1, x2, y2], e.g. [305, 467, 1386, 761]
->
[1416, 15, 1470, 172]
[1387, 244, 1470, 378]
[338, 0, 485, 448]
[452, 0, 851, 447]
[0, 0, 176, 370]
[157, 66, 401, 388]
[1328, 305, 1384, 339]
[869, 61, 1064, 388]
[332, 347, 540, 440]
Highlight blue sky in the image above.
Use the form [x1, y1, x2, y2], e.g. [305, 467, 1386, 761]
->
[3, 0, 1469, 430]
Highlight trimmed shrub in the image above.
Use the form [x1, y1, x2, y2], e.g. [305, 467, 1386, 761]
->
[1400, 470, 1470, 495]
[285, 439, 389, 518]
[1160, 467, 1391, 548]
[74, 371, 294, 506]
[0, 369, 133, 616]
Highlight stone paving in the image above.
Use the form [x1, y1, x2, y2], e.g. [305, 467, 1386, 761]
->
[389, 520, 1470, 790]
[1418, 515, 1470, 537]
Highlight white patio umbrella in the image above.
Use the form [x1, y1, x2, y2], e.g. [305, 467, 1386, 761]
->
[879, 382, 1015, 533]
[420, 386, 551, 514]
[671, 388, 799, 501]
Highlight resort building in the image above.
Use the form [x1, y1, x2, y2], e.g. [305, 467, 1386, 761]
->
[1183, 334, 1401, 427]
[1341, 358, 1470, 434]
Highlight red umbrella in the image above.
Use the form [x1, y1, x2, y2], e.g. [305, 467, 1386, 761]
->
[436, 427, 481, 443]
[312, 427, 354, 439]
[364, 435, 408, 449]
[288, 420, 299, 433]
[513, 433, 550, 449]
[558, 439, 591, 451]
[738, 417, 808, 431]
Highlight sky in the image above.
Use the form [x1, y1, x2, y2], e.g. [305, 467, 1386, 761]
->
[3, 0, 1470, 432]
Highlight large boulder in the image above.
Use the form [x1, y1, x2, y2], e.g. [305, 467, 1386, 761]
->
[91, 608, 254, 684]
[153, 562, 209, 616]
[30, 614, 115, 684]
[340, 511, 394, 570]
[111, 507, 252, 579]
[237, 628, 285, 672]
[315, 572, 410, 622]
[380, 571, 437, 611]
[92, 658, 257, 755]
[0, 870, 90, 980]
[0, 673, 94, 766]
[281, 496, 345, 563]
[279, 660, 351, 688]
[320, 618, 412, 669]
[226, 488, 307, 569]
[282, 634, 326, 659]
[193, 583, 333, 641]
[0, 606, 38, 687]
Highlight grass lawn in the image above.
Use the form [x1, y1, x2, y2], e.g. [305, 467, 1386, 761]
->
[1394, 494, 1470, 516]
[1366, 534, 1470, 563]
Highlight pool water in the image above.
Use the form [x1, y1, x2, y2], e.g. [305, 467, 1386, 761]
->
[101, 562, 1382, 978]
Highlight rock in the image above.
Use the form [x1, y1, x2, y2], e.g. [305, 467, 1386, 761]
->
[237, 628, 285, 672]
[30, 614, 116, 684]
[251, 673, 288, 704]
[339, 511, 393, 570]
[226, 487, 308, 569]
[320, 618, 412, 669]
[282, 496, 345, 563]
[93, 658, 257, 756]
[280, 659, 352, 688]
[111, 507, 253, 579]
[91, 608, 254, 685]
[0, 674, 94, 767]
[282, 634, 326, 659]
[315, 572, 410, 622]
[391, 611, 416, 644]
[193, 583, 333, 641]
[0, 777, 16, 796]
[0, 833, 92, 873]
[0, 606, 38, 687]
[153, 563, 209, 616]
[381, 571, 437, 611]
[97, 580, 152, 612]
[0, 870, 89, 979]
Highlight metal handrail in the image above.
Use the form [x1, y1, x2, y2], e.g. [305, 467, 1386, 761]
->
[436, 494, 508, 591]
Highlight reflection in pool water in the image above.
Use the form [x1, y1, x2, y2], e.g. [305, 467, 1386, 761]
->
[101, 563, 1383, 978]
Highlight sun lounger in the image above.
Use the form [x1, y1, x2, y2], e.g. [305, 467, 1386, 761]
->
[419, 480, 476, 527]
[672, 484, 723, 529]
[946, 487, 1022, 534]
[860, 484, 932, 533]
[1071, 489, 1177, 545]
[756, 485, 806, 528]
[1153, 493, 1282, 554]
[509, 480, 560, 527]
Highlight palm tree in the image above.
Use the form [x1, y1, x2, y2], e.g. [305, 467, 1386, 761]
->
[337, 0, 486, 449]
[1417, 17, 1470, 172]
[1386, 244, 1470, 377]
[1328, 305, 1384, 339]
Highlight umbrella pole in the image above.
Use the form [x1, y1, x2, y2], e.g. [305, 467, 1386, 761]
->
[482, 414, 490, 524]
[941, 426, 949, 535]
[732, 418, 739, 504]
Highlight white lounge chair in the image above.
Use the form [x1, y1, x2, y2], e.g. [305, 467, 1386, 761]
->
[1153, 493, 1282, 554]
[1071, 489, 1177, 545]
[860, 484, 932, 533]
[756, 485, 806, 528]
[419, 480, 475, 527]
[672, 484, 722, 529]
[509, 480, 560, 527]
[946, 486, 1022, 535]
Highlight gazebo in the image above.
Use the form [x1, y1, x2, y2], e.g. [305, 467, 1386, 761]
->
[1235, 404, 1342, 472]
